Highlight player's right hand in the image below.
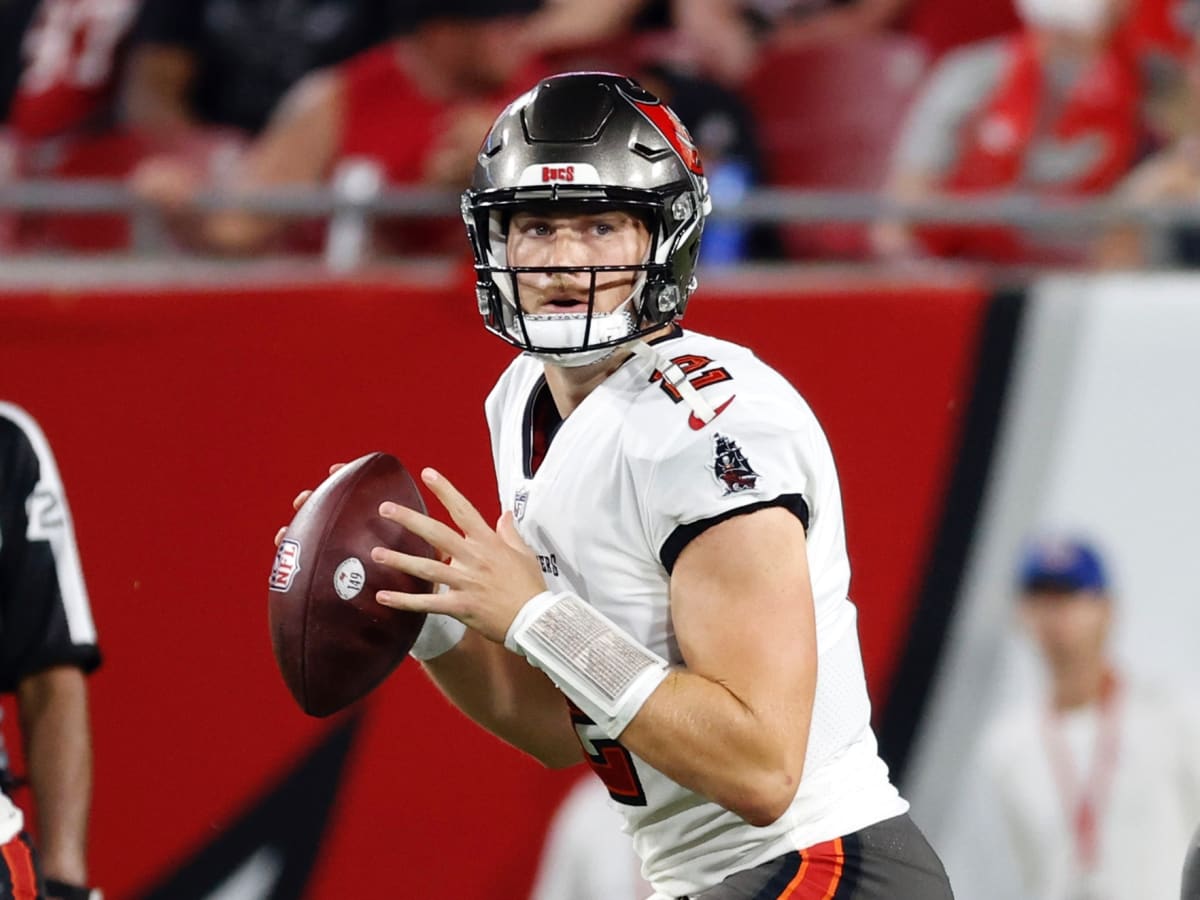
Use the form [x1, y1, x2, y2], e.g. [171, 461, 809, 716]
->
[274, 462, 345, 547]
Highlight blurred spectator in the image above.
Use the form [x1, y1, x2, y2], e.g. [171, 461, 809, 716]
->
[6, 0, 139, 141]
[940, 537, 1200, 900]
[529, 776, 650, 900]
[130, 0, 542, 256]
[523, 1, 865, 89]
[0, 0, 45, 122]
[560, 1, 917, 87]
[0, 0, 143, 254]
[518, 0, 649, 58]
[120, 0, 394, 139]
[742, 0, 915, 48]
[1126, 0, 1199, 58]
[514, 1, 780, 262]
[1095, 17, 1200, 267]
[741, 32, 928, 259]
[903, 0, 1020, 60]
[871, 0, 1147, 264]
[514, 1, 759, 91]
[637, 65, 782, 264]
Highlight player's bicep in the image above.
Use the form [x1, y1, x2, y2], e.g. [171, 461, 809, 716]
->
[668, 507, 817, 737]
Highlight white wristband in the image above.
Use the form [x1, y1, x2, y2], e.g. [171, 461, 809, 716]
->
[409, 612, 467, 661]
[505, 591, 669, 739]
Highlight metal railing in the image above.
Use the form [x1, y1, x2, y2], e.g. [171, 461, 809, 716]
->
[2, 171, 1197, 270]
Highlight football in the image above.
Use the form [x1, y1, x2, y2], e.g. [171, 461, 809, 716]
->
[268, 452, 434, 717]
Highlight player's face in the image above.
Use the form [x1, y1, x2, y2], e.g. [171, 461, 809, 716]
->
[1019, 589, 1111, 672]
[506, 210, 652, 316]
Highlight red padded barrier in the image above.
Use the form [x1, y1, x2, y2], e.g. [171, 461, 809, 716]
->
[0, 272, 986, 897]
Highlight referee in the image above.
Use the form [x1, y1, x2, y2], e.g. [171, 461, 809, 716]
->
[0, 403, 102, 900]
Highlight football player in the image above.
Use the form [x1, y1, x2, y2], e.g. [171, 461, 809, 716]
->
[308, 73, 954, 898]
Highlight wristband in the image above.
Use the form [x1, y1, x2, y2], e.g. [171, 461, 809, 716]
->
[409, 612, 467, 661]
[505, 591, 669, 739]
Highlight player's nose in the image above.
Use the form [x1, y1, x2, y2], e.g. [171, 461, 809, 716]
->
[545, 229, 590, 271]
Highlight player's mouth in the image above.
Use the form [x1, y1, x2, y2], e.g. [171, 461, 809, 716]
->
[540, 297, 591, 312]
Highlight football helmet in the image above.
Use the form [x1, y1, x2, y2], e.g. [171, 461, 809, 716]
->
[462, 72, 712, 365]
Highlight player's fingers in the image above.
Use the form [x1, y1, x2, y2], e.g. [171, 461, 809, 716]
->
[369, 547, 460, 587]
[376, 589, 456, 615]
[274, 526, 287, 547]
[378, 501, 468, 557]
[421, 468, 492, 537]
[292, 489, 313, 510]
[329, 462, 346, 475]
[496, 511, 533, 554]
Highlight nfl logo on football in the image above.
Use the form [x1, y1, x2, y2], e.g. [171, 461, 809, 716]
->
[269, 539, 302, 592]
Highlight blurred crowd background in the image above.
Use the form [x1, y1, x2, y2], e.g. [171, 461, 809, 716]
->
[3, 0, 1200, 268]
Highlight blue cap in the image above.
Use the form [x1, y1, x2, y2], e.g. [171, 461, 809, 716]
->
[1019, 537, 1109, 594]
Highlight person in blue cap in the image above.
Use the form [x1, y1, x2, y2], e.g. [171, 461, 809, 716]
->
[1016, 537, 1115, 714]
[941, 535, 1200, 900]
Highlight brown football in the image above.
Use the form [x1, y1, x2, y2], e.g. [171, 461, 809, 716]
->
[268, 452, 433, 717]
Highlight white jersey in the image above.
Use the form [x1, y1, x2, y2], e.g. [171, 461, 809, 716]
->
[486, 328, 907, 897]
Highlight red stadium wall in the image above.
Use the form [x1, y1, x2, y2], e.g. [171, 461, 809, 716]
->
[0, 273, 987, 898]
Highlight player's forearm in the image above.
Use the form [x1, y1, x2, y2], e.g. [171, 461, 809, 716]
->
[619, 669, 811, 827]
[17, 666, 92, 885]
[423, 630, 582, 769]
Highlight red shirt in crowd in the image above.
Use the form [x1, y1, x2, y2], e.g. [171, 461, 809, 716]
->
[333, 44, 544, 256]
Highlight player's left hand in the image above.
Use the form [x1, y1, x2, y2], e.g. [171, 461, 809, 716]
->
[371, 468, 547, 644]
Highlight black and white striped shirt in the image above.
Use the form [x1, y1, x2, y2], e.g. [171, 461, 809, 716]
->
[0, 402, 100, 692]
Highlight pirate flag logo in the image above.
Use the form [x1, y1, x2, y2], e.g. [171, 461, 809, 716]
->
[711, 433, 759, 495]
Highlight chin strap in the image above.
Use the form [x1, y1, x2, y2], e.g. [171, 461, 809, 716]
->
[628, 340, 718, 425]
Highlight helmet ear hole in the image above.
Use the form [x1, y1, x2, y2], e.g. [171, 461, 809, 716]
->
[655, 285, 681, 316]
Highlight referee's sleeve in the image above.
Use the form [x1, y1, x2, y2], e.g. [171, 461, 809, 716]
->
[0, 405, 101, 691]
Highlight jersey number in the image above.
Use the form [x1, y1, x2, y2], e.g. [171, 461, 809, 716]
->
[649, 354, 731, 404]
[568, 701, 647, 806]
[22, 0, 136, 92]
[26, 486, 64, 541]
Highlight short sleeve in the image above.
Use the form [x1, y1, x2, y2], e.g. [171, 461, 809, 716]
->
[639, 392, 814, 573]
[0, 407, 101, 690]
